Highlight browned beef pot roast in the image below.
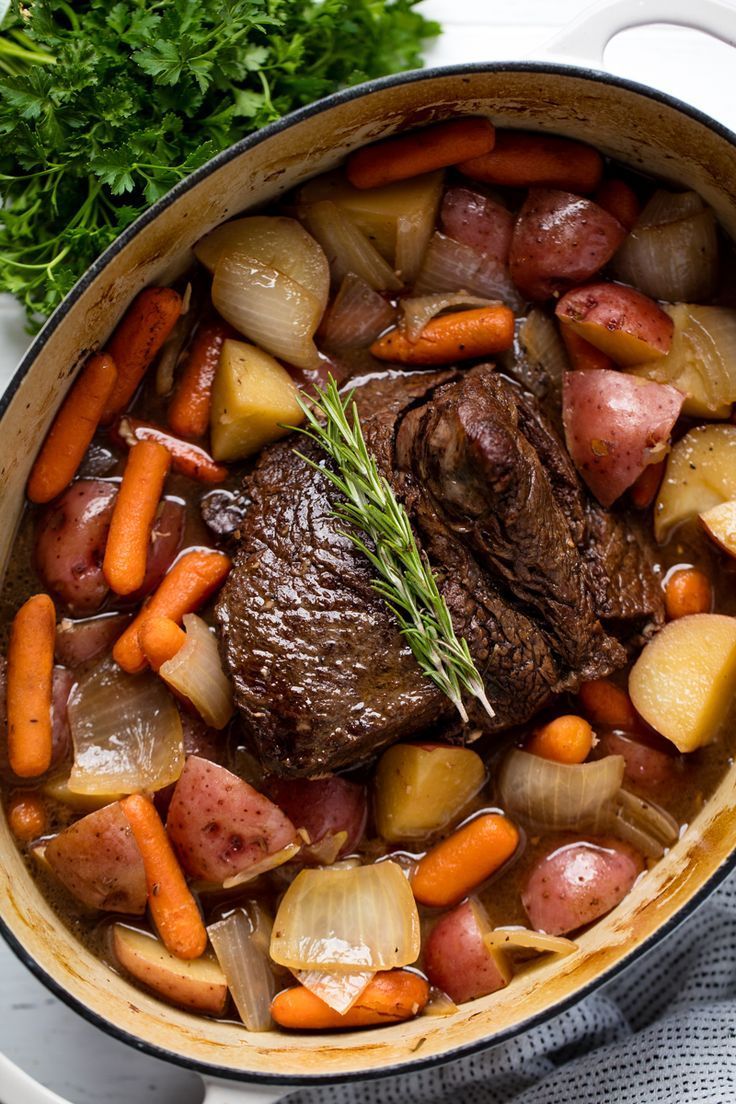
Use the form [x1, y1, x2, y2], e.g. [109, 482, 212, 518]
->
[215, 366, 664, 776]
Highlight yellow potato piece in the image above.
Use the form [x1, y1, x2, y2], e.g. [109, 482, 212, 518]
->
[299, 170, 444, 267]
[374, 743, 486, 842]
[113, 925, 228, 1015]
[629, 613, 736, 752]
[654, 424, 736, 543]
[701, 499, 736, 558]
[210, 339, 305, 461]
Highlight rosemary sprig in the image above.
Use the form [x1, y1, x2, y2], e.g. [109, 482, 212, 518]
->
[294, 378, 493, 723]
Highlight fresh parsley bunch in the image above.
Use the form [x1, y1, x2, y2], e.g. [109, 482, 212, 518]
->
[0, 0, 439, 324]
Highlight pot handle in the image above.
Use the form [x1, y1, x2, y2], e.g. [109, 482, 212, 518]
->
[542, 0, 736, 65]
[201, 1076, 286, 1103]
[0, 1052, 71, 1104]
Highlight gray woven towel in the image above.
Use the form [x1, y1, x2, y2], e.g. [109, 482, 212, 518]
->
[285, 870, 736, 1104]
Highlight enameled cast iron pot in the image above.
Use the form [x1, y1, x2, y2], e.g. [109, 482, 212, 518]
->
[2, 1, 736, 1100]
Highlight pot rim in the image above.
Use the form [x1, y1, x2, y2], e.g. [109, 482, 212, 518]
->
[3, 58, 736, 1087]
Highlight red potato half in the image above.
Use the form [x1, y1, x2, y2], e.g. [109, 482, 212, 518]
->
[34, 479, 117, 616]
[266, 775, 367, 859]
[423, 898, 511, 1004]
[562, 368, 683, 507]
[45, 801, 147, 913]
[556, 282, 674, 366]
[166, 755, 298, 884]
[55, 613, 131, 667]
[522, 837, 644, 936]
[440, 187, 513, 263]
[596, 730, 681, 791]
[509, 189, 626, 301]
[125, 498, 185, 603]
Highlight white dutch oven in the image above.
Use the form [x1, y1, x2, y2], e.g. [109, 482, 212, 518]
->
[2, 0, 736, 1100]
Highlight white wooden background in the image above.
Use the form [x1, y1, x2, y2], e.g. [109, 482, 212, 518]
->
[1, 2, 736, 1100]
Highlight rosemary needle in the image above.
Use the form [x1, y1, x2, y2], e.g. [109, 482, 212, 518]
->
[294, 378, 494, 724]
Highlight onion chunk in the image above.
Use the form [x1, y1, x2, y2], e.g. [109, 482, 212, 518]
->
[159, 614, 233, 730]
[498, 749, 624, 831]
[208, 908, 274, 1031]
[270, 860, 420, 972]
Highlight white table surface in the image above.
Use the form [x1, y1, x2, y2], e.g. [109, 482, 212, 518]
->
[2, 2, 736, 1101]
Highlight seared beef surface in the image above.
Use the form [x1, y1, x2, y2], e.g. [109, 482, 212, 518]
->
[216, 366, 663, 776]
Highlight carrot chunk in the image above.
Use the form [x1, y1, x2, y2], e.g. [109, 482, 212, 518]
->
[120, 793, 206, 960]
[115, 417, 227, 484]
[629, 460, 665, 510]
[410, 813, 519, 908]
[7, 594, 56, 778]
[527, 714, 594, 765]
[561, 325, 615, 373]
[594, 179, 640, 231]
[139, 616, 187, 673]
[103, 440, 171, 596]
[167, 320, 232, 439]
[113, 549, 231, 674]
[27, 354, 118, 504]
[459, 130, 603, 193]
[7, 792, 48, 841]
[578, 678, 640, 731]
[664, 568, 713, 620]
[370, 306, 514, 365]
[101, 288, 182, 421]
[346, 118, 495, 190]
[271, 971, 429, 1030]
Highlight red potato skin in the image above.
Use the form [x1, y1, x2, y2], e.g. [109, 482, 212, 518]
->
[166, 756, 298, 883]
[562, 368, 683, 507]
[54, 613, 131, 667]
[440, 187, 514, 263]
[423, 899, 509, 1003]
[45, 802, 147, 913]
[509, 189, 626, 301]
[266, 776, 368, 858]
[555, 282, 674, 365]
[154, 713, 224, 818]
[597, 729, 681, 791]
[50, 666, 73, 768]
[522, 836, 644, 936]
[34, 480, 117, 616]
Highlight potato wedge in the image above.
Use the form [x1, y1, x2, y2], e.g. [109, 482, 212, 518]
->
[629, 613, 736, 752]
[654, 424, 736, 543]
[700, 499, 736, 558]
[113, 925, 228, 1015]
[556, 282, 674, 366]
[210, 339, 304, 461]
[298, 170, 443, 267]
[374, 743, 486, 842]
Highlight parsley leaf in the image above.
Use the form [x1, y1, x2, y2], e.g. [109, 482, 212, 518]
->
[0, 0, 440, 326]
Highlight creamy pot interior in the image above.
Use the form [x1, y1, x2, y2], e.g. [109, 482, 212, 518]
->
[2, 67, 736, 1082]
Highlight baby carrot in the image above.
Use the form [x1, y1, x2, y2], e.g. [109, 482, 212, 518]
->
[101, 287, 183, 421]
[7, 792, 48, 842]
[629, 460, 665, 510]
[120, 793, 206, 960]
[115, 417, 227, 484]
[113, 549, 231, 674]
[167, 320, 232, 439]
[271, 971, 429, 1030]
[664, 568, 712, 620]
[411, 813, 519, 908]
[346, 118, 495, 190]
[526, 714, 594, 765]
[578, 678, 639, 731]
[103, 440, 171, 596]
[370, 306, 514, 366]
[139, 617, 187, 673]
[458, 130, 603, 194]
[27, 354, 118, 504]
[594, 179, 640, 231]
[7, 594, 56, 779]
[561, 326, 615, 373]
